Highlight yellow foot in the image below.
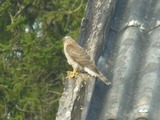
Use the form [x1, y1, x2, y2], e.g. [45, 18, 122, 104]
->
[66, 70, 78, 78]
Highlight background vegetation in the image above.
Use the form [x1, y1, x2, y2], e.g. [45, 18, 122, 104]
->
[0, 0, 86, 119]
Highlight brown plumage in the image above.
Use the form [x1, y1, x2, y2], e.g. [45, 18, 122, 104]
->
[63, 36, 111, 85]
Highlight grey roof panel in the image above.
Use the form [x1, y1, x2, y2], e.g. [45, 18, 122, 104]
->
[56, 0, 160, 120]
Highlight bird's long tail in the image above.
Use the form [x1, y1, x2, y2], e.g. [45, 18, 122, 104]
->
[97, 73, 111, 85]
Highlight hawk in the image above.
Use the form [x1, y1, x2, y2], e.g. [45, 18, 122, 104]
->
[63, 36, 110, 85]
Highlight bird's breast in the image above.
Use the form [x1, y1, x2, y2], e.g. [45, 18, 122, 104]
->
[64, 48, 79, 69]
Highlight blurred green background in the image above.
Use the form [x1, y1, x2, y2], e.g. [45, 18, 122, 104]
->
[0, 0, 86, 119]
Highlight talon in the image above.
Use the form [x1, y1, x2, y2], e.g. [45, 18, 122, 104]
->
[66, 70, 78, 78]
[71, 70, 78, 78]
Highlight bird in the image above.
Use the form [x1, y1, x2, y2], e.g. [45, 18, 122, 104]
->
[63, 36, 111, 85]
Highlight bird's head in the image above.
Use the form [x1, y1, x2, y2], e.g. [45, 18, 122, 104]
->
[62, 36, 76, 46]
[62, 36, 74, 43]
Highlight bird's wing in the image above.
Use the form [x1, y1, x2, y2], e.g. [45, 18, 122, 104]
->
[66, 42, 99, 74]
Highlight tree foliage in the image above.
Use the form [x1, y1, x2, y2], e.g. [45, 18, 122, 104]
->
[0, 0, 86, 119]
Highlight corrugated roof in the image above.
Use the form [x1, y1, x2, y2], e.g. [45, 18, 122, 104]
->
[56, 0, 160, 120]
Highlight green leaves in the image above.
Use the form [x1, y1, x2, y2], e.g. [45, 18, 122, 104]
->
[0, 0, 86, 119]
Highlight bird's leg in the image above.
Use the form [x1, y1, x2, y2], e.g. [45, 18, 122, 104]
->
[71, 69, 78, 77]
[66, 69, 78, 78]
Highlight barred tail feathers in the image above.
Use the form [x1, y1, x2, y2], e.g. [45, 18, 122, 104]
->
[97, 73, 111, 85]
[84, 67, 111, 85]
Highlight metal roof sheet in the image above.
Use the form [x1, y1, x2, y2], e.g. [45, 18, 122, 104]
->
[56, 0, 160, 119]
